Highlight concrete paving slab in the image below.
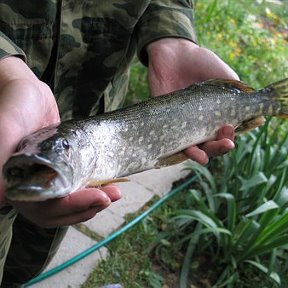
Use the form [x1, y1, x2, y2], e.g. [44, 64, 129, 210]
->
[85, 180, 154, 236]
[128, 162, 191, 196]
[31, 227, 108, 288]
[85, 208, 125, 237]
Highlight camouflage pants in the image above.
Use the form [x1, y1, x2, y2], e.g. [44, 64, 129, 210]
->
[0, 206, 67, 287]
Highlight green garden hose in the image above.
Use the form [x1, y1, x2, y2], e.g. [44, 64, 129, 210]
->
[24, 174, 197, 287]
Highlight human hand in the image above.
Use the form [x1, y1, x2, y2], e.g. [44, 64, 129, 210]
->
[0, 57, 121, 226]
[147, 38, 237, 165]
[0, 56, 60, 205]
[10, 185, 121, 228]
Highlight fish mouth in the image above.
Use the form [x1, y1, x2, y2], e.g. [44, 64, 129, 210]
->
[3, 154, 71, 201]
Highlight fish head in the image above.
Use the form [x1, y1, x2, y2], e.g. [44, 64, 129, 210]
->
[3, 124, 76, 201]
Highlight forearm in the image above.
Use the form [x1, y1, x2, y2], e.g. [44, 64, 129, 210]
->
[146, 38, 239, 96]
[146, 38, 199, 95]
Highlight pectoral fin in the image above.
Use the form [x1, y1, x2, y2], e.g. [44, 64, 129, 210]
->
[87, 178, 130, 188]
[235, 116, 265, 133]
[155, 152, 189, 168]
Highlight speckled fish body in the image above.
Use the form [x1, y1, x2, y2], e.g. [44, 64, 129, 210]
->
[3, 78, 288, 201]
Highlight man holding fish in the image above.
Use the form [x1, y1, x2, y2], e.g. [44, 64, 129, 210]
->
[0, 1, 236, 286]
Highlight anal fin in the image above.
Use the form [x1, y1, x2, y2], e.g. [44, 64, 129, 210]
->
[155, 152, 188, 168]
[236, 116, 265, 133]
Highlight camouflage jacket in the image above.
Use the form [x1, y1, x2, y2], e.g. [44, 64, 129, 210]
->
[0, 0, 196, 120]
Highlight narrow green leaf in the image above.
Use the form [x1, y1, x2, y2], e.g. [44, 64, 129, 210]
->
[239, 172, 268, 192]
[180, 224, 202, 288]
[245, 260, 281, 285]
[276, 159, 288, 170]
[214, 193, 236, 231]
[201, 182, 216, 212]
[274, 186, 288, 207]
[174, 210, 218, 230]
[188, 189, 201, 203]
[186, 161, 217, 194]
[268, 249, 277, 276]
[233, 219, 259, 247]
[258, 207, 280, 227]
[212, 268, 238, 288]
[245, 201, 279, 217]
[254, 211, 288, 247]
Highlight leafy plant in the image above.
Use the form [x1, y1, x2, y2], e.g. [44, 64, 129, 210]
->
[152, 119, 288, 287]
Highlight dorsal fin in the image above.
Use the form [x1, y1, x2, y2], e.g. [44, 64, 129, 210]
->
[203, 79, 256, 94]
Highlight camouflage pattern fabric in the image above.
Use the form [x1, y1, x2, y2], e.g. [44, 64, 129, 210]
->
[0, 206, 17, 286]
[0, 0, 196, 285]
[0, 0, 196, 119]
[0, 205, 67, 287]
[1, 213, 67, 287]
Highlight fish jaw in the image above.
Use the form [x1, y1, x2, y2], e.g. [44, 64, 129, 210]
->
[3, 154, 73, 201]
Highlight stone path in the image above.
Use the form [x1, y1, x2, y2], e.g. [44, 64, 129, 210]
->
[31, 163, 190, 287]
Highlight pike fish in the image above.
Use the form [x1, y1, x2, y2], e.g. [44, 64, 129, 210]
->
[3, 78, 288, 201]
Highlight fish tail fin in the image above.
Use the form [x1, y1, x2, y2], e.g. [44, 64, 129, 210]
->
[262, 78, 288, 117]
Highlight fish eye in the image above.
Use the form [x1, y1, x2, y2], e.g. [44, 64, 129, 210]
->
[62, 139, 70, 150]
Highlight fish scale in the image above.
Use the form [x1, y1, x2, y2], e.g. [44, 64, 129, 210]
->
[3, 78, 288, 201]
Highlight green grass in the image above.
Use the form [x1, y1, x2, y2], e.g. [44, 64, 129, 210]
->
[82, 205, 166, 288]
[124, 62, 149, 107]
[195, 0, 288, 87]
[83, 0, 288, 287]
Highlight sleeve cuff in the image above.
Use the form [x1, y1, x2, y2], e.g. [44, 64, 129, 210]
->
[0, 32, 26, 61]
[136, 3, 197, 66]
